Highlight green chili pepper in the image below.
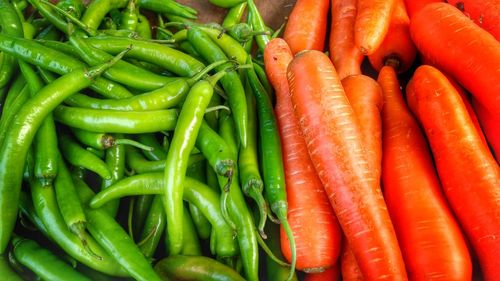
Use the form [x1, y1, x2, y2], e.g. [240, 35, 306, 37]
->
[187, 27, 248, 148]
[0, 33, 133, 99]
[208, 0, 245, 9]
[18, 190, 49, 237]
[0, 0, 24, 88]
[100, 135, 126, 217]
[136, 14, 152, 39]
[81, 0, 128, 32]
[0, 86, 30, 148]
[83, 36, 205, 77]
[154, 255, 246, 281]
[265, 220, 299, 281]
[138, 195, 166, 259]
[74, 178, 162, 281]
[120, 0, 138, 31]
[126, 146, 205, 174]
[179, 204, 202, 256]
[162, 72, 224, 255]
[53, 106, 179, 134]
[186, 158, 212, 240]
[12, 237, 92, 281]
[246, 57, 296, 281]
[59, 131, 112, 180]
[88, 173, 238, 258]
[137, 0, 197, 19]
[222, 2, 247, 28]
[0, 48, 129, 254]
[19, 62, 59, 187]
[246, 0, 270, 52]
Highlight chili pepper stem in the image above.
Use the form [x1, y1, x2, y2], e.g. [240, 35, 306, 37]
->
[70, 222, 103, 261]
[113, 139, 154, 151]
[40, 0, 95, 36]
[256, 230, 290, 267]
[205, 105, 231, 114]
[276, 208, 296, 281]
[187, 59, 234, 86]
[86, 46, 132, 79]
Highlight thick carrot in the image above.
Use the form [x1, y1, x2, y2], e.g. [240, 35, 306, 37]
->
[282, 0, 330, 54]
[447, 0, 500, 41]
[341, 74, 383, 183]
[264, 38, 341, 272]
[329, 0, 364, 80]
[304, 263, 341, 281]
[472, 98, 500, 161]
[402, 0, 442, 18]
[406, 64, 500, 281]
[354, 0, 396, 55]
[340, 240, 364, 281]
[410, 2, 500, 114]
[379, 65, 472, 281]
[287, 50, 407, 281]
[368, 0, 416, 72]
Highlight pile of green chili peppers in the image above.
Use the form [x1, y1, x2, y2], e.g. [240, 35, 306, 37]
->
[0, 0, 300, 280]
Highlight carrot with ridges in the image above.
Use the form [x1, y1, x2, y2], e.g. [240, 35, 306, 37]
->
[264, 38, 341, 273]
[380, 65, 472, 281]
[406, 64, 500, 281]
[287, 50, 407, 281]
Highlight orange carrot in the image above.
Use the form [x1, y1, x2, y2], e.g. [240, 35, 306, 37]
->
[341, 74, 383, 182]
[447, 0, 500, 41]
[410, 2, 500, 114]
[472, 98, 500, 161]
[283, 0, 330, 54]
[304, 263, 341, 281]
[264, 38, 341, 272]
[379, 65, 472, 281]
[287, 50, 407, 281]
[340, 240, 364, 281]
[406, 64, 500, 281]
[368, 0, 416, 72]
[402, 0, 442, 18]
[329, 0, 364, 80]
[354, 0, 396, 55]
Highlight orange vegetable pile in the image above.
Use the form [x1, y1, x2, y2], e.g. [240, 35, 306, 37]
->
[267, 0, 500, 280]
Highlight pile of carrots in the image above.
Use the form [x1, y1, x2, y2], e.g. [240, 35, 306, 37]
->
[264, 0, 500, 280]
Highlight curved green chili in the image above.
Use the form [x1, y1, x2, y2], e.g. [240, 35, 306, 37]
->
[246, 57, 296, 281]
[19, 62, 59, 187]
[59, 132, 112, 180]
[240, 83, 268, 237]
[187, 27, 248, 148]
[74, 179, 162, 281]
[88, 174, 238, 258]
[84, 36, 205, 77]
[0, 50, 128, 254]
[53, 106, 179, 134]
[125, 146, 204, 174]
[12, 237, 92, 281]
[154, 255, 246, 281]
[0, 0, 24, 88]
[132, 194, 154, 238]
[222, 2, 247, 28]
[138, 195, 165, 259]
[29, 179, 127, 276]
[137, 0, 197, 19]
[81, 0, 128, 32]
[163, 76, 220, 255]
[0, 86, 29, 148]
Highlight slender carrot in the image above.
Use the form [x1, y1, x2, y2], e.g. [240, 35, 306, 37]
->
[354, 0, 396, 55]
[341, 74, 383, 183]
[380, 65, 472, 281]
[329, 0, 364, 80]
[402, 0, 442, 18]
[368, 0, 416, 72]
[410, 2, 500, 114]
[340, 240, 364, 281]
[472, 98, 500, 161]
[304, 263, 341, 281]
[447, 0, 500, 41]
[264, 38, 341, 272]
[282, 0, 330, 54]
[406, 64, 500, 281]
[287, 50, 407, 281]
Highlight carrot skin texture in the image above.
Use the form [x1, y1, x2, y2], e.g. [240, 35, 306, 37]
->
[329, 0, 364, 80]
[406, 65, 500, 281]
[368, 0, 416, 72]
[340, 240, 364, 281]
[379, 65, 472, 281]
[410, 2, 500, 114]
[354, 0, 396, 55]
[447, 0, 500, 41]
[264, 38, 341, 272]
[472, 99, 500, 161]
[402, 0, 442, 18]
[287, 50, 407, 281]
[304, 263, 341, 281]
[283, 0, 330, 54]
[341, 74, 383, 183]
